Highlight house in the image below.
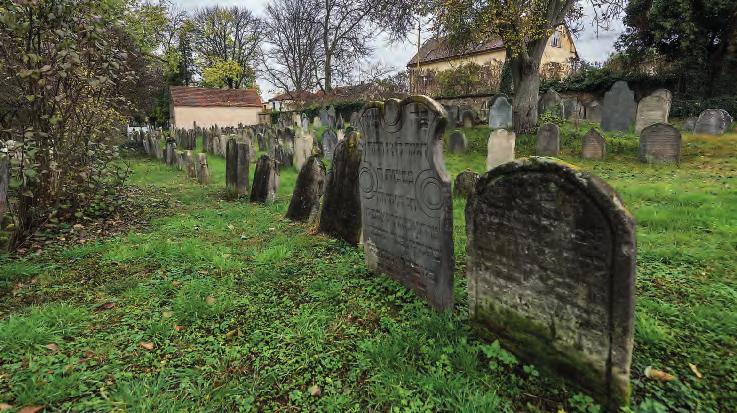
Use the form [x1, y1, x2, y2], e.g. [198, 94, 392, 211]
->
[169, 86, 263, 130]
[407, 26, 579, 95]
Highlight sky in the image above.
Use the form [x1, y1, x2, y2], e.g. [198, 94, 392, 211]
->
[172, 0, 625, 99]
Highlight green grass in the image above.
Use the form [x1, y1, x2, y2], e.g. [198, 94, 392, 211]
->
[1, 126, 736, 412]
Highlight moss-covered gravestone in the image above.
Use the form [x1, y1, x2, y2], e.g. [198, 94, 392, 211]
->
[226, 139, 251, 197]
[319, 130, 363, 245]
[286, 156, 326, 222]
[466, 157, 636, 409]
[359, 97, 454, 310]
[453, 169, 479, 199]
[250, 155, 280, 203]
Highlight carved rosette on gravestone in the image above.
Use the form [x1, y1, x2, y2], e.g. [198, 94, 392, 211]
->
[448, 130, 467, 153]
[322, 129, 339, 161]
[251, 155, 280, 203]
[320, 129, 363, 245]
[226, 139, 251, 196]
[536, 123, 561, 156]
[466, 157, 636, 409]
[453, 169, 479, 199]
[582, 129, 606, 160]
[635, 89, 672, 134]
[359, 97, 455, 310]
[196, 153, 210, 185]
[489, 95, 513, 130]
[639, 123, 682, 164]
[286, 155, 327, 222]
[293, 134, 314, 172]
[694, 109, 732, 135]
[601, 81, 637, 132]
[538, 89, 562, 117]
[486, 129, 516, 170]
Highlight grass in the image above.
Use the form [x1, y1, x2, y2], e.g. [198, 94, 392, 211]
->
[1, 123, 736, 412]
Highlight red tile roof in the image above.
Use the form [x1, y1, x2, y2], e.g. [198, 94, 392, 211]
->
[407, 37, 505, 67]
[170, 86, 262, 108]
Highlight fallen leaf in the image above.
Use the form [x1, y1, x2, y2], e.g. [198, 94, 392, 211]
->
[18, 406, 44, 413]
[45, 343, 59, 352]
[95, 302, 115, 311]
[174, 325, 185, 332]
[689, 363, 703, 379]
[139, 342, 155, 351]
[308, 385, 321, 397]
[205, 296, 215, 305]
[644, 366, 675, 382]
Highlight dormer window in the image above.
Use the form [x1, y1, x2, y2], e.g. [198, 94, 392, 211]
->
[551, 29, 562, 48]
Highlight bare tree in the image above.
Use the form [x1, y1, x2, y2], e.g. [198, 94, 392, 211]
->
[192, 6, 264, 89]
[263, 0, 324, 96]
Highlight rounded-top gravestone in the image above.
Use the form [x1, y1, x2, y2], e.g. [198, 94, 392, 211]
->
[448, 130, 467, 153]
[453, 169, 479, 199]
[489, 95, 513, 130]
[582, 129, 606, 160]
[639, 123, 681, 164]
[536, 123, 561, 156]
[635, 89, 672, 134]
[694, 109, 732, 135]
[538, 89, 562, 117]
[601, 81, 637, 132]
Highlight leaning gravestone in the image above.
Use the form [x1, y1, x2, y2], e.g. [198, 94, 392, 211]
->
[0, 154, 8, 219]
[293, 133, 314, 172]
[286, 156, 327, 222]
[453, 169, 479, 199]
[601, 81, 637, 132]
[448, 130, 467, 153]
[466, 157, 636, 409]
[582, 129, 606, 160]
[639, 123, 682, 164]
[536, 123, 561, 156]
[486, 129, 516, 170]
[538, 89, 562, 117]
[251, 155, 280, 203]
[320, 129, 363, 245]
[226, 139, 251, 197]
[322, 129, 339, 161]
[359, 97, 454, 310]
[635, 89, 672, 134]
[694, 109, 732, 135]
[489, 95, 513, 130]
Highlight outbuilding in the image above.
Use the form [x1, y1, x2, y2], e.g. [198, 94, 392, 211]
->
[170, 86, 263, 129]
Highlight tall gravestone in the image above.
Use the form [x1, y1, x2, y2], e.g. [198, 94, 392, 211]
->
[635, 89, 672, 134]
[184, 151, 196, 179]
[489, 95, 513, 130]
[359, 97, 455, 310]
[251, 155, 280, 203]
[601, 81, 637, 132]
[196, 153, 210, 185]
[453, 169, 479, 199]
[165, 140, 177, 165]
[293, 134, 314, 172]
[538, 89, 562, 117]
[694, 109, 732, 135]
[486, 129, 516, 170]
[448, 130, 467, 153]
[327, 106, 337, 129]
[536, 123, 561, 156]
[582, 129, 606, 160]
[286, 156, 327, 222]
[257, 133, 267, 151]
[0, 154, 8, 220]
[319, 130, 363, 245]
[444, 105, 459, 129]
[313, 116, 322, 129]
[322, 129, 339, 161]
[226, 139, 251, 196]
[466, 157, 636, 409]
[639, 123, 681, 164]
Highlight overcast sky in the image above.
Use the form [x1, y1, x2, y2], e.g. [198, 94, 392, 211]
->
[172, 0, 625, 98]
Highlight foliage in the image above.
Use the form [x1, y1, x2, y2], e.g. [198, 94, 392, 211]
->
[201, 59, 250, 89]
[434, 62, 503, 97]
[499, 60, 513, 95]
[671, 97, 737, 119]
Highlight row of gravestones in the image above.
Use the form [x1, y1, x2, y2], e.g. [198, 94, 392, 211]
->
[269, 96, 636, 410]
[131, 130, 210, 185]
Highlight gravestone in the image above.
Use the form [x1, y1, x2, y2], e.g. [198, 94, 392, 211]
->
[322, 129, 339, 161]
[196, 153, 209, 185]
[461, 109, 476, 128]
[682, 117, 697, 132]
[293, 133, 314, 172]
[319, 130, 363, 245]
[444, 105, 459, 129]
[226, 139, 251, 196]
[251, 155, 280, 203]
[489, 95, 513, 130]
[184, 151, 196, 179]
[584, 100, 602, 123]
[601, 81, 637, 132]
[694, 109, 732, 135]
[319, 108, 329, 128]
[639, 123, 681, 164]
[286, 156, 327, 222]
[274, 143, 294, 169]
[453, 169, 479, 199]
[635, 89, 672, 134]
[349, 111, 360, 127]
[448, 130, 467, 153]
[337, 113, 345, 129]
[257, 133, 267, 151]
[327, 106, 337, 129]
[359, 97, 455, 310]
[538, 89, 562, 117]
[486, 129, 516, 170]
[536, 123, 561, 156]
[313, 116, 322, 129]
[0, 154, 8, 220]
[301, 114, 310, 130]
[466, 157, 636, 409]
[562, 98, 581, 120]
[165, 140, 177, 165]
[582, 129, 606, 160]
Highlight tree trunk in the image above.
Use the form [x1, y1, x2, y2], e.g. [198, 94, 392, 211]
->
[509, 39, 547, 134]
[324, 52, 332, 92]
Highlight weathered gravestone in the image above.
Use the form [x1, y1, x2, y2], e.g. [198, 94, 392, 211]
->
[536, 123, 561, 156]
[453, 169, 479, 199]
[601, 81, 637, 132]
[486, 129, 516, 170]
[584, 100, 602, 123]
[286, 156, 327, 222]
[337, 113, 345, 129]
[0, 154, 8, 220]
[196, 153, 210, 185]
[448, 130, 467, 153]
[251, 155, 280, 203]
[184, 151, 196, 179]
[319, 130, 363, 245]
[461, 109, 476, 128]
[327, 106, 337, 129]
[301, 114, 310, 130]
[359, 97, 455, 310]
[639, 123, 681, 164]
[538, 89, 562, 117]
[165, 140, 177, 166]
[257, 133, 267, 151]
[349, 111, 360, 127]
[319, 108, 329, 128]
[322, 129, 339, 161]
[682, 117, 697, 132]
[444, 105, 459, 129]
[466, 157, 636, 409]
[274, 144, 293, 169]
[293, 133, 314, 172]
[694, 109, 732, 135]
[635, 89, 672, 134]
[562, 98, 581, 120]
[313, 116, 322, 129]
[582, 129, 606, 160]
[489, 95, 513, 130]
[226, 139, 251, 196]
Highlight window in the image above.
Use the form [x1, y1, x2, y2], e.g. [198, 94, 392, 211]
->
[551, 29, 562, 48]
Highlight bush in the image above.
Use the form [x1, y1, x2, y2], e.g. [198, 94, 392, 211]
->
[671, 97, 737, 118]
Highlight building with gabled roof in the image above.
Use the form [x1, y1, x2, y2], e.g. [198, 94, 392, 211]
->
[169, 86, 263, 129]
